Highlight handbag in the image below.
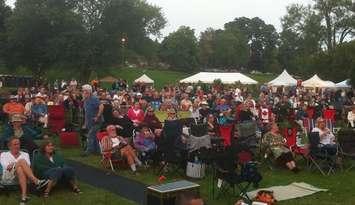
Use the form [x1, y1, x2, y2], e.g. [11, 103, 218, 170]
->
[186, 161, 206, 179]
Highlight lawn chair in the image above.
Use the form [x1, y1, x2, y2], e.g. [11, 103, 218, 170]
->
[48, 105, 66, 134]
[283, 127, 308, 159]
[219, 124, 234, 147]
[337, 129, 355, 171]
[308, 132, 337, 175]
[96, 132, 125, 172]
[323, 109, 336, 132]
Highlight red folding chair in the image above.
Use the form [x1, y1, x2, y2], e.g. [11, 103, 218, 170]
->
[323, 109, 336, 131]
[96, 132, 125, 172]
[283, 128, 308, 158]
[219, 124, 233, 147]
[59, 132, 79, 147]
[48, 105, 65, 134]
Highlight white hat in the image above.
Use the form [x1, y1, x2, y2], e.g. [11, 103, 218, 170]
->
[82, 84, 92, 93]
[136, 92, 142, 96]
[113, 95, 119, 100]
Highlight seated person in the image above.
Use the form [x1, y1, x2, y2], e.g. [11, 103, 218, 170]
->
[143, 106, 162, 137]
[2, 95, 25, 117]
[0, 138, 49, 203]
[1, 114, 41, 153]
[262, 123, 299, 173]
[134, 126, 156, 153]
[33, 140, 81, 198]
[111, 109, 134, 138]
[31, 95, 48, 128]
[127, 102, 145, 126]
[206, 114, 218, 136]
[312, 118, 337, 155]
[347, 106, 355, 128]
[101, 125, 142, 173]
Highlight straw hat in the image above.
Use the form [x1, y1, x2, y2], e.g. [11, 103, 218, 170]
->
[10, 114, 26, 123]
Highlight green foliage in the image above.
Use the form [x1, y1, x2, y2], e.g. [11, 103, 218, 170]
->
[159, 26, 198, 71]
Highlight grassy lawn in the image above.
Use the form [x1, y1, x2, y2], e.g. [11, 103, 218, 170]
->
[60, 147, 355, 205]
[0, 181, 136, 205]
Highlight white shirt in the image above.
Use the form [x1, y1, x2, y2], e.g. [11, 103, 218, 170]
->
[312, 127, 335, 145]
[111, 137, 121, 148]
[0, 151, 31, 174]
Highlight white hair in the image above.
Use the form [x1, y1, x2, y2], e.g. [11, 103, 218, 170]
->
[82, 84, 92, 93]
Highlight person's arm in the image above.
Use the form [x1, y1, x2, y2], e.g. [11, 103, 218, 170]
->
[94, 103, 104, 122]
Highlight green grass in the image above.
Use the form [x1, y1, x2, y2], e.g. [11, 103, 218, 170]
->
[60, 147, 355, 205]
[0, 182, 136, 205]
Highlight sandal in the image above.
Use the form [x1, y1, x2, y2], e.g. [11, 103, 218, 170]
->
[73, 187, 82, 194]
[43, 191, 49, 198]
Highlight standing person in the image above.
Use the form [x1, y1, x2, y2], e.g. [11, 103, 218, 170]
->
[82, 84, 102, 156]
[0, 138, 49, 204]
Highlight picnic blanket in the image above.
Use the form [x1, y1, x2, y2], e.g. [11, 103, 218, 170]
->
[247, 182, 328, 201]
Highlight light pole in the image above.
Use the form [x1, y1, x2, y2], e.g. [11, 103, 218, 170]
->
[121, 37, 126, 66]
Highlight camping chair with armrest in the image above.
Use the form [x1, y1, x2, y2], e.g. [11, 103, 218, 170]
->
[337, 129, 355, 171]
[132, 128, 157, 166]
[96, 132, 126, 172]
[283, 127, 308, 160]
[218, 124, 234, 147]
[323, 109, 336, 132]
[307, 132, 337, 176]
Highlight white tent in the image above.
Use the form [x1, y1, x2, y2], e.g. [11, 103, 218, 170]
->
[134, 74, 154, 84]
[268, 70, 297, 86]
[336, 79, 351, 88]
[302, 74, 334, 88]
[179, 72, 258, 85]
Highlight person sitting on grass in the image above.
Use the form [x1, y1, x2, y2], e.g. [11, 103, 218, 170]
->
[262, 123, 300, 173]
[0, 138, 49, 204]
[33, 140, 81, 198]
[101, 125, 142, 174]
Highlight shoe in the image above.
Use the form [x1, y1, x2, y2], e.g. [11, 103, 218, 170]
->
[292, 167, 300, 174]
[20, 197, 30, 205]
[36, 179, 49, 190]
[73, 187, 82, 195]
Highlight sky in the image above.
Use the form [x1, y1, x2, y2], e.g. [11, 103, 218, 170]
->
[5, 0, 313, 37]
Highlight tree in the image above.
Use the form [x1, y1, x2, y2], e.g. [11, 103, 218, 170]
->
[198, 28, 216, 68]
[0, 0, 11, 64]
[159, 26, 198, 70]
[224, 17, 279, 72]
[213, 29, 249, 69]
[4, 0, 86, 79]
[313, 0, 355, 51]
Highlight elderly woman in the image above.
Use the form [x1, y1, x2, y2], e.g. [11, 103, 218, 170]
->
[33, 140, 81, 198]
[101, 125, 142, 174]
[262, 123, 299, 173]
[312, 118, 337, 155]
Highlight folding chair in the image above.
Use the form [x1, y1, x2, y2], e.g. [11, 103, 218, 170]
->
[283, 127, 308, 160]
[48, 105, 66, 134]
[308, 132, 337, 175]
[96, 132, 125, 172]
[219, 124, 233, 147]
[323, 109, 336, 131]
[337, 129, 355, 171]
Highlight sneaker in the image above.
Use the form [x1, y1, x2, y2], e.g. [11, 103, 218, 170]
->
[20, 197, 29, 205]
[36, 179, 49, 190]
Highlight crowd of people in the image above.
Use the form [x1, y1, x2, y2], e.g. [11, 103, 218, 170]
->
[0, 77, 354, 204]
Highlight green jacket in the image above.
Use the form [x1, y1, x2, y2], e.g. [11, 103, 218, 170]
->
[33, 152, 65, 178]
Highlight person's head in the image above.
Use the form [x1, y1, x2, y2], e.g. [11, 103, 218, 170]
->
[207, 114, 215, 123]
[270, 123, 279, 133]
[10, 114, 26, 128]
[146, 106, 154, 116]
[106, 125, 117, 137]
[8, 137, 21, 154]
[141, 126, 150, 136]
[175, 192, 204, 205]
[9, 95, 17, 103]
[167, 108, 177, 118]
[133, 101, 141, 110]
[316, 117, 326, 129]
[82, 84, 92, 99]
[40, 140, 55, 155]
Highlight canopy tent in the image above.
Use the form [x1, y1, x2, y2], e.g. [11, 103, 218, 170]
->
[302, 74, 334, 88]
[134, 74, 154, 84]
[267, 70, 297, 86]
[336, 79, 351, 88]
[179, 72, 258, 85]
[99, 76, 118, 83]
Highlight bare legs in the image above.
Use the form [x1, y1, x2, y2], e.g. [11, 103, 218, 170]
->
[15, 159, 40, 199]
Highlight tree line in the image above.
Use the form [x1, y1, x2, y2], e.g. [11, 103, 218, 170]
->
[0, 0, 354, 85]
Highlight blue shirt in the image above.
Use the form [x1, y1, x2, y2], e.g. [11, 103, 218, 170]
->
[84, 95, 100, 128]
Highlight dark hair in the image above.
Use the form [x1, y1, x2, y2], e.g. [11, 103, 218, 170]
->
[40, 139, 54, 154]
[7, 137, 20, 147]
[175, 191, 203, 205]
